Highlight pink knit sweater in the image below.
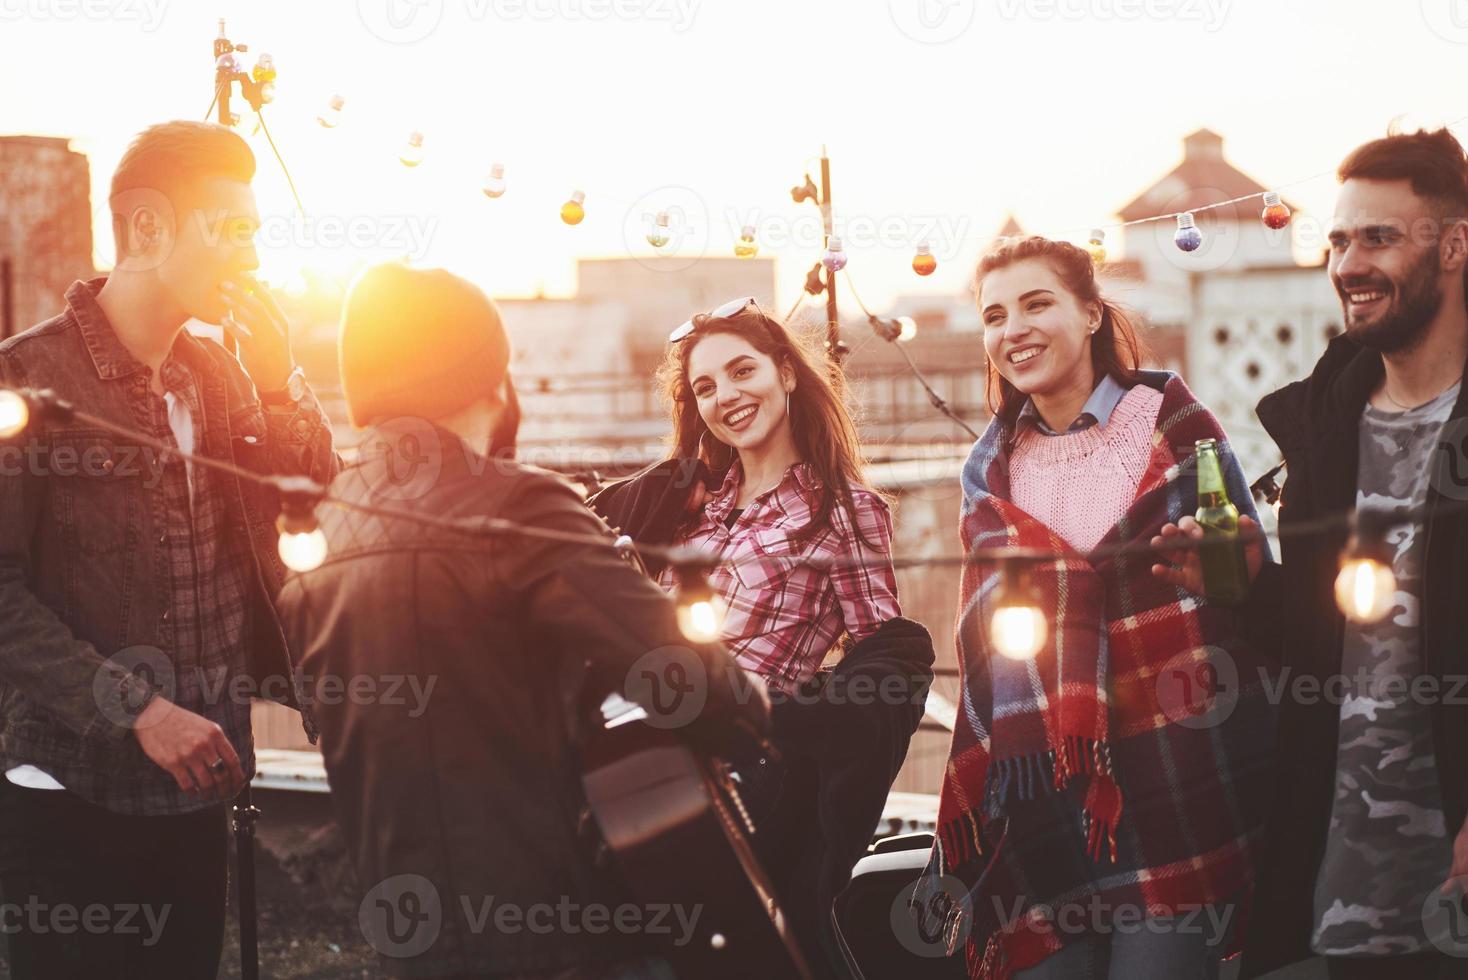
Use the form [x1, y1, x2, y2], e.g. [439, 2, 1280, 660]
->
[1008, 384, 1165, 553]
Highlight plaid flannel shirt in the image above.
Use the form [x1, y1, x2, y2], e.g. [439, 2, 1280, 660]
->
[657, 460, 901, 693]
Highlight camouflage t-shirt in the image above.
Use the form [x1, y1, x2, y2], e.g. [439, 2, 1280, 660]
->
[1311, 380, 1461, 957]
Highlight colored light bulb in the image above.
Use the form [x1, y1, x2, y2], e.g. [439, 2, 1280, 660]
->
[1086, 229, 1107, 263]
[482, 162, 506, 199]
[647, 210, 670, 248]
[735, 225, 759, 258]
[399, 131, 424, 168]
[561, 190, 586, 225]
[1174, 212, 1203, 252]
[317, 94, 345, 129]
[252, 53, 276, 85]
[912, 242, 937, 277]
[1261, 191, 1291, 230]
[822, 236, 847, 272]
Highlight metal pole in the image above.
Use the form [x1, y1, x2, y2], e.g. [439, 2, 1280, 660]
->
[233, 783, 262, 980]
[819, 148, 841, 365]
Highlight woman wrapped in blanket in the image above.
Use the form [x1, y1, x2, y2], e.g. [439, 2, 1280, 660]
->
[920, 237, 1277, 980]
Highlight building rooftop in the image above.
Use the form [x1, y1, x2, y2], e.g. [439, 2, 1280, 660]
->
[1118, 128, 1297, 223]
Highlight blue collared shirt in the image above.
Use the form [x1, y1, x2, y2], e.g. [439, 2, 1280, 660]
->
[1017, 373, 1130, 436]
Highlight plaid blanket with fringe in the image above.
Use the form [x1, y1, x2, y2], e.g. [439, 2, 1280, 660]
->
[922, 372, 1277, 979]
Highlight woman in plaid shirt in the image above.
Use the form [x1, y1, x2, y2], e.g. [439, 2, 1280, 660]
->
[652, 298, 902, 694]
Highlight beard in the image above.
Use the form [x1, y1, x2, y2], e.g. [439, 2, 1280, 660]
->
[1337, 247, 1445, 355]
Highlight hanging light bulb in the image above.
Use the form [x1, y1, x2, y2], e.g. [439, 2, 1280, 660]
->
[561, 190, 586, 225]
[1334, 514, 1397, 624]
[317, 94, 345, 128]
[672, 562, 726, 643]
[646, 210, 671, 248]
[0, 390, 31, 439]
[735, 225, 759, 258]
[1174, 213, 1204, 252]
[399, 131, 425, 168]
[912, 241, 937, 277]
[1261, 191, 1291, 230]
[1174, 212, 1203, 252]
[275, 477, 329, 573]
[896, 316, 918, 342]
[990, 559, 1048, 660]
[215, 51, 239, 74]
[482, 162, 506, 199]
[1086, 229, 1107, 263]
[822, 236, 847, 272]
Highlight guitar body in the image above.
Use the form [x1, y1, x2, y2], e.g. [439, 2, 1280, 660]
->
[580, 718, 814, 979]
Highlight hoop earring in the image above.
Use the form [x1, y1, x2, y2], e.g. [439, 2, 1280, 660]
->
[785, 390, 792, 420]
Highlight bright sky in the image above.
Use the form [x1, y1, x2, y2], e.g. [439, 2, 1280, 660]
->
[3, 0, 1467, 310]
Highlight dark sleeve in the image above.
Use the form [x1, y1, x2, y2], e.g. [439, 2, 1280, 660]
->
[497, 472, 769, 751]
[1238, 561, 1286, 665]
[0, 349, 160, 742]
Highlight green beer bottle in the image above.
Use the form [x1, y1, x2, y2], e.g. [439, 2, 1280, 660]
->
[1193, 438, 1249, 604]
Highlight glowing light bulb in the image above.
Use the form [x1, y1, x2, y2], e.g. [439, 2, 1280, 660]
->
[673, 565, 725, 643]
[278, 528, 328, 573]
[912, 242, 937, 277]
[1174, 213, 1203, 252]
[252, 53, 276, 84]
[647, 210, 671, 248]
[215, 52, 239, 74]
[822, 236, 847, 272]
[482, 162, 506, 199]
[896, 316, 918, 342]
[0, 390, 30, 439]
[561, 190, 586, 225]
[1261, 191, 1291, 230]
[1086, 229, 1107, 263]
[1334, 556, 1396, 624]
[399, 131, 424, 168]
[317, 94, 345, 128]
[989, 560, 1048, 660]
[735, 225, 759, 258]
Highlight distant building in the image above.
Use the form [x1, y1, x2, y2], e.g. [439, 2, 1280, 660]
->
[0, 136, 95, 339]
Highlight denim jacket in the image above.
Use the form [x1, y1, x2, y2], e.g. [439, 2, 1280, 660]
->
[0, 279, 339, 812]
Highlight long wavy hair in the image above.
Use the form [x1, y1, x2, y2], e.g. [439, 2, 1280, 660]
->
[656, 306, 882, 550]
[977, 236, 1151, 422]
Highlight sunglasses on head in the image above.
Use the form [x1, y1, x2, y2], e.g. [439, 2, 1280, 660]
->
[668, 296, 763, 343]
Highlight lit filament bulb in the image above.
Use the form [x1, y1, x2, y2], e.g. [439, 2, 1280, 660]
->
[673, 564, 726, 643]
[1086, 229, 1107, 263]
[317, 94, 345, 128]
[990, 560, 1047, 660]
[735, 225, 759, 258]
[252, 54, 276, 103]
[647, 211, 671, 248]
[399, 131, 424, 168]
[1261, 191, 1291, 230]
[912, 242, 937, 277]
[896, 316, 918, 342]
[0, 390, 30, 439]
[276, 479, 328, 573]
[822, 236, 847, 272]
[482, 162, 506, 199]
[1174, 212, 1203, 252]
[561, 190, 586, 225]
[1334, 528, 1397, 624]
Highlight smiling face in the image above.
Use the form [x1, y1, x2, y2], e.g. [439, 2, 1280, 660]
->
[980, 256, 1101, 399]
[685, 330, 794, 457]
[153, 177, 262, 325]
[1328, 178, 1448, 354]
